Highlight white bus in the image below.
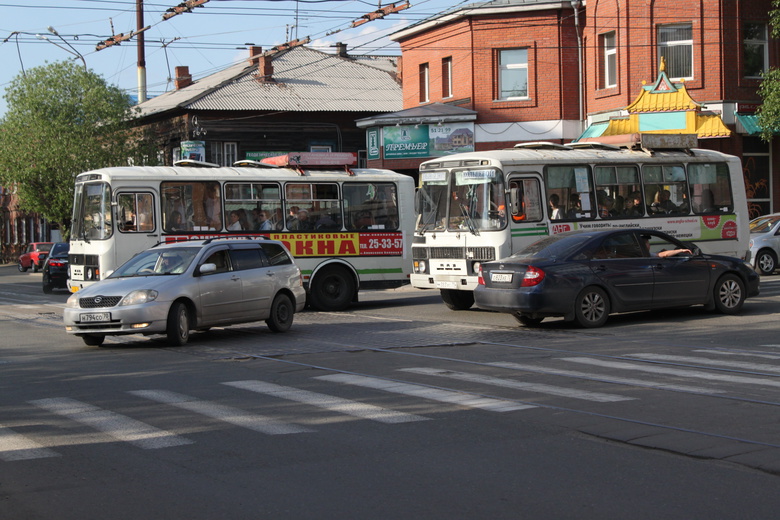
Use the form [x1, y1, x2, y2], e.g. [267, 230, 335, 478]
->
[68, 154, 414, 311]
[411, 136, 751, 310]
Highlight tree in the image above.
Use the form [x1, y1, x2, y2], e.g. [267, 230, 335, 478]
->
[757, 0, 780, 141]
[0, 61, 157, 239]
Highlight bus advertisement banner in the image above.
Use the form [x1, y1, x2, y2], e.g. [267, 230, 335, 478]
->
[550, 215, 739, 241]
[163, 232, 404, 257]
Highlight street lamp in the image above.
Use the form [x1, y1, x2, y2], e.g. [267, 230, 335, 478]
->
[36, 26, 87, 70]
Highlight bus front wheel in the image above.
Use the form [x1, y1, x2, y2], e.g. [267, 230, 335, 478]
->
[309, 266, 355, 311]
[440, 289, 474, 310]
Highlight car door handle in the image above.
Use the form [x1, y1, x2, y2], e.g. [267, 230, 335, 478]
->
[230, 275, 240, 282]
[594, 264, 607, 271]
[266, 271, 275, 277]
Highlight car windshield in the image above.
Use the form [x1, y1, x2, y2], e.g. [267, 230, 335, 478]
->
[110, 248, 199, 277]
[750, 216, 780, 233]
[510, 232, 593, 260]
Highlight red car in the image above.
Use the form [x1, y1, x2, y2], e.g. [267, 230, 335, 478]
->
[18, 242, 54, 273]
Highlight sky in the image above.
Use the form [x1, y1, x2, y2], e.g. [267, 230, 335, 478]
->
[0, 0, 470, 116]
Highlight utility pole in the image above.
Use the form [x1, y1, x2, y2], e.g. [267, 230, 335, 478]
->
[137, 0, 147, 103]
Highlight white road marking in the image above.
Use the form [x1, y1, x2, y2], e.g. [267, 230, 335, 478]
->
[563, 357, 780, 388]
[0, 425, 60, 461]
[694, 350, 780, 361]
[29, 397, 192, 449]
[400, 367, 635, 402]
[223, 380, 429, 423]
[488, 362, 725, 394]
[629, 353, 780, 373]
[129, 390, 313, 435]
[315, 374, 534, 412]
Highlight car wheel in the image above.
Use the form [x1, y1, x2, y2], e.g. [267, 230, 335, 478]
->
[755, 249, 777, 276]
[18, 261, 28, 272]
[81, 334, 105, 347]
[166, 301, 191, 346]
[574, 286, 610, 328]
[513, 313, 544, 327]
[713, 274, 745, 314]
[440, 289, 475, 310]
[266, 293, 294, 332]
[309, 266, 355, 311]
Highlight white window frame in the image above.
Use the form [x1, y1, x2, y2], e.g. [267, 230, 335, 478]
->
[658, 24, 693, 80]
[419, 63, 430, 103]
[498, 48, 528, 100]
[210, 142, 238, 166]
[603, 32, 617, 88]
[442, 57, 453, 98]
[743, 22, 768, 78]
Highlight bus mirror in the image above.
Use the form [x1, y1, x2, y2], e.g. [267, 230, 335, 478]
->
[509, 187, 521, 215]
[414, 188, 422, 214]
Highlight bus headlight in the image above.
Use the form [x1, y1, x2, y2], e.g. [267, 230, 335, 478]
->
[472, 261, 481, 275]
[414, 260, 427, 274]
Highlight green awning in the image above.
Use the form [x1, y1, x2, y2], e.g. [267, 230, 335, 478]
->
[736, 113, 761, 135]
[574, 122, 608, 142]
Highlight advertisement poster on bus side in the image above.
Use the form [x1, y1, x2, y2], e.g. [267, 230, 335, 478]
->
[549, 215, 738, 241]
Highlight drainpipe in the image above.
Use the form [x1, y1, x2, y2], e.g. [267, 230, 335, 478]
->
[571, 0, 584, 133]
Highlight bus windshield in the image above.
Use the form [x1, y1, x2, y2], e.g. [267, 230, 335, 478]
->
[417, 168, 506, 233]
[72, 182, 113, 241]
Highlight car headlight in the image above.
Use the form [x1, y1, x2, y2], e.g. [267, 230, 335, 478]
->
[120, 290, 159, 306]
[66, 293, 80, 308]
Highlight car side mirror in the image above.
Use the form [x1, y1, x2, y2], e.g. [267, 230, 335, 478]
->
[198, 263, 217, 276]
[692, 247, 702, 257]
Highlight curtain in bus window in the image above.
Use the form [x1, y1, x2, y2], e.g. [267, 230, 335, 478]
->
[545, 165, 595, 219]
[688, 163, 733, 214]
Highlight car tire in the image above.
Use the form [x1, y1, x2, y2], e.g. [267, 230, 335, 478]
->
[266, 293, 294, 332]
[309, 266, 355, 311]
[81, 334, 105, 347]
[573, 286, 610, 328]
[713, 274, 745, 314]
[513, 313, 544, 327]
[166, 301, 191, 346]
[755, 249, 777, 276]
[440, 289, 475, 310]
[18, 261, 27, 272]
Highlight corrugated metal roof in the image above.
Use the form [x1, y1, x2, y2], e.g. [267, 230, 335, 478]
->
[136, 47, 401, 118]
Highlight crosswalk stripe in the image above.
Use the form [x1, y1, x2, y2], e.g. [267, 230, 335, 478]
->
[628, 353, 780, 373]
[563, 357, 780, 388]
[400, 368, 635, 402]
[29, 398, 192, 449]
[223, 380, 430, 424]
[0, 425, 60, 461]
[488, 362, 725, 394]
[315, 374, 534, 412]
[129, 390, 313, 435]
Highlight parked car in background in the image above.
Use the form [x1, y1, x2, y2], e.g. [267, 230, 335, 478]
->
[64, 238, 306, 347]
[749, 213, 780, 276]
[475, 229, 759, 328]
[42, 242, 70, 293]
[18, 242, 53, 273]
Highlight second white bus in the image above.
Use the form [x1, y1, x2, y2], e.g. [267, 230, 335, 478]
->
[411, 137, 751, 310]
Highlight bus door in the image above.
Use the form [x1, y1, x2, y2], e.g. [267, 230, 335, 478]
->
[115, 191, 159, 269]
[507, 174, 548, 254]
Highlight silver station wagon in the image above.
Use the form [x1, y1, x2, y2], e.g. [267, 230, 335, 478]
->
[64, 239, 306, 346]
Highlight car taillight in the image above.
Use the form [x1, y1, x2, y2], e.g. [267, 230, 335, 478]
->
[521, 266, 545, 287]
[49, 259, 65, 267]
[477, 265, 485, 285]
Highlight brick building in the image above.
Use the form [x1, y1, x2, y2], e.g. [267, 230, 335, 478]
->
[364, 0, 779, 216]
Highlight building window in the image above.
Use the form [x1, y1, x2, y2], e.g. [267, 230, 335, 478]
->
[658, 24, 692, 80]
[743, 137, 771, 217]
[210, 142, 238, 166]
[442, 57, 453, 98]
[743, 23, 767, 78]
[419, 63, 429, 103]
[601, 32, 617, 89]
[498, 48, 528, 100]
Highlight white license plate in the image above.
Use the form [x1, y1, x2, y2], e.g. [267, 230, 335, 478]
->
[71, 266, 84, 281]
[80, 312, 110, 323]
[490, 273, 513, 283]
[435, 281, 458, 289]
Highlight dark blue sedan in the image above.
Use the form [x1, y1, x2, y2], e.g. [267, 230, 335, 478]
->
[474, 229, 760, 328]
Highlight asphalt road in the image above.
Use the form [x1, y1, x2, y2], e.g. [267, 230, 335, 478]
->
[3, 265, 780, 519]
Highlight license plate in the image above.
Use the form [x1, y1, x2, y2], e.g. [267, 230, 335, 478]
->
[435, 281, 458, 289]
[80, 312, 110, 323]
[490, 273, 513, 283]
[71, 266, 84, 281]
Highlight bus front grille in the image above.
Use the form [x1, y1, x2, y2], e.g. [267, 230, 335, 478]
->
[429, 247, 465, 259]
[467, 247, 496, 261]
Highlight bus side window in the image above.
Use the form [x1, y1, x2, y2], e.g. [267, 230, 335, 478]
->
[118, 192, 154, 233]
[509, 178, 542, 222]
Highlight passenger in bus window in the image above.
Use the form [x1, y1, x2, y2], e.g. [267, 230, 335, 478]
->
[548, 194, 562, 219]
[254, 209, 273, 231]
[167, 211, 188, 232]
[203, 183, 222, 229]
[624, 192, 644, 216]
[286, 206, 300, 228]
[272, 208, 285, 230]
[227, 210, 243, 230]
[290, 209, 314, 231]
[611, 195, 625, 217]
[597, 191, 612, 218]
[566, 194, 581, 218]
[651, 189, 677, 214]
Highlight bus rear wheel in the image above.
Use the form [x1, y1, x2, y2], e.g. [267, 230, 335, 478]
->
[309, 266, 355, 311]
[440, 289, 474, 310]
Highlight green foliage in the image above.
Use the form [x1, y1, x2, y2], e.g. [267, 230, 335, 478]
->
[0, 61, 157, 238]
[758, 0, 780, 142]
